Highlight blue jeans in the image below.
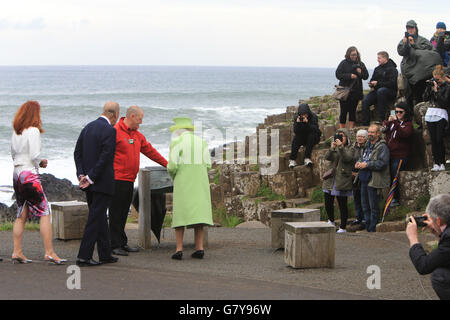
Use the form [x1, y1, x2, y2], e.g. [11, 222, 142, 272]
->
[390, 158, 407, 202]
[362, 87, 396, 125]
[353, 188, 364, 222]
[360, 182, 380, 232]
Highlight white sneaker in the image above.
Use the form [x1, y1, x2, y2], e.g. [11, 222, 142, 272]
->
[327, 220, 335, 226]
[431, 164, 440, 172]
[438, 164, 445, 171]
[289, 160, 297, 168]
[304, 158, 313, 166]
[336, 228, 347, 234]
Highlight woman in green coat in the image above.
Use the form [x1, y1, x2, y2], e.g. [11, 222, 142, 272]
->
[167, 118, 214, 260]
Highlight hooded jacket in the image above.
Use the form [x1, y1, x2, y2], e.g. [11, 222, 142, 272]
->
[293, 104, 322, 138]
[358, 138, 391, 189]
[113, 117, 168, 182]
[335, 58, 369, 101]
[382, 118, 413, 159]
[370, 59, 399, 92]
[397, 20, 442, 85]
[322, 128, 355, 191]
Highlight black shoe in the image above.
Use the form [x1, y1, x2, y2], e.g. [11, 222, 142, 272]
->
[76, 258, 102, 267]
[191, 250, 204, 259]
[112, 248, 129, 256]
[0, 257, 3, 262]
[123, 245, 139, 253]
[172, 251, 183, 260]
[100, 256, 119, 264]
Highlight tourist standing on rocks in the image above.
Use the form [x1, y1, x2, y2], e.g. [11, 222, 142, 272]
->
[74, 101, 120, 267]
[407, 194, 450, 300]
[355, 124, 390, 232]
[109, 106, 168, 257]
[288, 103, 321, 168]
[361, 51, 399, 125]
[350, 129, 368, 230]
[335, 46, 369, 129]
[397, 20, 442, 110]
[322, 128, 355, 233]
[381, 102, 413, 207]
[430, 22, 449, 67]
[423, 65, 449, 172]
[10, 101, 65, 265]
[167, 118, 214, 260]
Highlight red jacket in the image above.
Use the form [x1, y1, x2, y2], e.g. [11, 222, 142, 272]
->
[113, 117, 167, 182]
[383, 119, 413, 160]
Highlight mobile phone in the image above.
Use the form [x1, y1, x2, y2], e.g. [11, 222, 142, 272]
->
[390, 110, 395, 117]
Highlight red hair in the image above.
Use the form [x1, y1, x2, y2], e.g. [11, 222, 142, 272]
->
[12, 100, 44, 135]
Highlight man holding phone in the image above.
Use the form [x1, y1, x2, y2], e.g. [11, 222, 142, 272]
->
[381, 102, 413, 207]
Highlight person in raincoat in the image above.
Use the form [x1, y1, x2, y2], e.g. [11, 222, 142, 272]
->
[167, 117, 214, 260]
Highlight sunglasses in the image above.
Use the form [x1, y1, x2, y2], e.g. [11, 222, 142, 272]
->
[395, 110, 405, 114]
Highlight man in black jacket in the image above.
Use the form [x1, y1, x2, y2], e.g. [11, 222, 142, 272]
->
[362, 51, 399, 125]
[289, 103, 321, 167]
[407, 194, 450, 300]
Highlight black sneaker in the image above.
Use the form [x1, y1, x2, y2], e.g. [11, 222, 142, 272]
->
[191, 250, 204, 259]
[172, 251, 183, 260]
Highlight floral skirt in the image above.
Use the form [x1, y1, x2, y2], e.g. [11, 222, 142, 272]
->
[13, 170, 50, 218]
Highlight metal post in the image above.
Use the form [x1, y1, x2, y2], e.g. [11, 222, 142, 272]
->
[138, 168, 152, 249]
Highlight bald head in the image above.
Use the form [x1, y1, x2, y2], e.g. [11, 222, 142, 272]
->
[124, 105, 144, 130]
[102, 101, 120, 125]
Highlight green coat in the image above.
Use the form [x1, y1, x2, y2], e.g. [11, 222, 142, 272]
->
[167, 131, 213, 228]
[322, 144, 355, 192]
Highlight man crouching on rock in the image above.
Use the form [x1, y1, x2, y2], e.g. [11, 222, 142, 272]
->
[289, 103, 322, 168]
[109, 106, 168, 256]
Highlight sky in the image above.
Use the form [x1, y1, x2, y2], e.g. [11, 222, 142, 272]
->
[0, 0, 449, 69]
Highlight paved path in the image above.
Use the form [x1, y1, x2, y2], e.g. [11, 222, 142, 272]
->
[0, 226, 438, 300]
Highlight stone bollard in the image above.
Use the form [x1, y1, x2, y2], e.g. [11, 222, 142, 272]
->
[270, 208, 320, 249]
[51, 201, 89, 240]
[284, 221, 335, 269]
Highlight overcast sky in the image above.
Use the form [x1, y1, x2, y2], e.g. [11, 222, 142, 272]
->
[0, 0, 449, 68]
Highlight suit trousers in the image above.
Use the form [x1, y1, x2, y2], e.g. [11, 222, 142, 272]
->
[109, 180, 134, 249]
[77, 190, 113, 260]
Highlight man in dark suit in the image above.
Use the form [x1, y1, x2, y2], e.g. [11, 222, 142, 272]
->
[74, 101, 120, 266]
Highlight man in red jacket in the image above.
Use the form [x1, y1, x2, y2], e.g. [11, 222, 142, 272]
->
[382, 101, 413, 207]
[110, 106, 168, 256]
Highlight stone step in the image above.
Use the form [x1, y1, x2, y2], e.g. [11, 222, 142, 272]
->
[302, 203, 324, 210]
[284, 198, 311, 207]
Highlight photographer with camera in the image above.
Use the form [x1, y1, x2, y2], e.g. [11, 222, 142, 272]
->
[362, 51, 399, 125]
[398, 20, 442, 110]
[322, 129, 355, 233]
[430, 22, 450, 67]
[335, 46, 369, 129]
[355, 124, 390, 232]
[423, 65, 449, 171]
[381, 102, 413, 206]
[407, 194, 450, 300]
[289, 103, 321, 168]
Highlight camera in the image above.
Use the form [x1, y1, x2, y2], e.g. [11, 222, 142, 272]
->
[426, 77, 437, 86]
[334, 133, 343, 142]
[407, 215, 428, 227]
[405, 32, 411, 38]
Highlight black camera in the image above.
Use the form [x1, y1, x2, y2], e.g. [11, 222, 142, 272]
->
[334, 133, 343, 142]
[408, 215, 428, 227]
[426, 77, 437, 86]
[405, 31, 410, 38]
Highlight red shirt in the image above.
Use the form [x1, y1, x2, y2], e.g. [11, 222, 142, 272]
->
[113, 117, 167, 182]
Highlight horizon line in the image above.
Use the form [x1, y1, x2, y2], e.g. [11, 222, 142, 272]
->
[0, 64, 339, 69]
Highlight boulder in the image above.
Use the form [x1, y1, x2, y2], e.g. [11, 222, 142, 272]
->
[267, 171, 297, 199]
[0, 202, 17, 222]
[39, 173, 86, 202]
[376, 221, 406, 232]
[398, 170, 430, 204]
[428, 171, 450, 198]
[241, 197, 262, 221]
[256, 200, 286, 226]
[232, 172, 260, 197]
[224, 195, 244, 218]
[210, 184, 224, 208]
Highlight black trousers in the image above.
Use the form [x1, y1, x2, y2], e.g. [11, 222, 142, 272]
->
[78, 191, 113, 260]
[290, 133, 319, 160]
[339, 97, 359, 124]
[109, 180, 134, 249]
[324, 192, 348, 229]
[427, 119, 448, 166]
[407, 79, 427, 110]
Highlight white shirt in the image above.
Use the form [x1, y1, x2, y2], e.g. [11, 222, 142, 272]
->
[11, 127, 41, 175]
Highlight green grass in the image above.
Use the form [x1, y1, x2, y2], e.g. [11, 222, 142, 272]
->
[0, 221, 41, 231]
[212, 207, 243, 228]
[213, 168, 220, 185]
[310, 187, 324, 203]
[255, 184, 286, 201]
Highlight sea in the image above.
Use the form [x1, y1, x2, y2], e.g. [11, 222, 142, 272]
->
[0, 65, 341, 206]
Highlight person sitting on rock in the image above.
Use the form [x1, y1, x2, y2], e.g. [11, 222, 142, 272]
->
[362, 51, 399, 125]
[289, 103, 321, 168]
[381, 101, 413, 207]
[423, 65, 449, 172]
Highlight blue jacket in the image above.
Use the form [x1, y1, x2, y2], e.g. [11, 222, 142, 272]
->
[74, 117, 117, 195]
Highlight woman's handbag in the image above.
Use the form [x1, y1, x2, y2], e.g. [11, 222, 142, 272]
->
[322, 168, 335, 180]
[332, 80, 356, 101]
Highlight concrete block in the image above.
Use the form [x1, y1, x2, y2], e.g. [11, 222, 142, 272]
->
[51, 201, 89, 240]
[271, 208, 320, 248]
[284, 221, 335, 269]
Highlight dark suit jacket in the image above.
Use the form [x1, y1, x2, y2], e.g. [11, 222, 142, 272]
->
[74, 117, 116, 195]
